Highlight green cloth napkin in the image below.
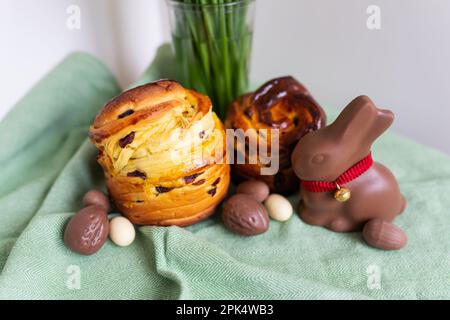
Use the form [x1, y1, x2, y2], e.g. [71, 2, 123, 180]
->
[1, 46, 450, 300]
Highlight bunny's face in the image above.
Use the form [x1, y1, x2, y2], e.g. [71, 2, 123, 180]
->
[291, 129, 350, 181]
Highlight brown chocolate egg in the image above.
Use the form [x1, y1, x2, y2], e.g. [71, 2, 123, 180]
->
[362, 219, 407, 250]
[82, 190, 110, 212]
[236, 180, 270, 202]
[64, 205, 109, 255]
[222, 194, 269, 236]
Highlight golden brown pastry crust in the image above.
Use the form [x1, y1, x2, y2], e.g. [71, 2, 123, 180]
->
[90, 80, 230, 226]
[225, 76, 326, 194]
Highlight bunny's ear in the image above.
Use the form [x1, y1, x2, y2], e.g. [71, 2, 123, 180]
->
[332, 96, 394, 146]
[368, 108, 394, 142]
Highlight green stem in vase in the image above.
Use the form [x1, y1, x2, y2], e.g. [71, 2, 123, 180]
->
[218, 0, 233, 118]
[171, 0, 252, 119]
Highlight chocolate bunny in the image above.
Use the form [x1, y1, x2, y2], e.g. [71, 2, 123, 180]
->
[291, 96, 406, 236]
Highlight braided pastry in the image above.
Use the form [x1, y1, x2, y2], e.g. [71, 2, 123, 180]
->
[225, 76, 326, 194]
[89, 80, 230, 226]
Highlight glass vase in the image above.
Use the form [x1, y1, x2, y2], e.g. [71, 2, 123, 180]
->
[166, 0, 255, 119]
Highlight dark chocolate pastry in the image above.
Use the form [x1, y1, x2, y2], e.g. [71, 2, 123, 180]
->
[225, 76, 326, 195]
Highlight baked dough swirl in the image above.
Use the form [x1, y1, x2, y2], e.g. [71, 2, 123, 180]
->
[90, 80, 230, 226]
[225, 76, 326, 194]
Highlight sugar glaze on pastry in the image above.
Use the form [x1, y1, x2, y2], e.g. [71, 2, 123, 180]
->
[90, 80, 230, 226]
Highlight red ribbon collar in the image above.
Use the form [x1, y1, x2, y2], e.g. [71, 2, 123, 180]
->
[300, 153, 373, 193]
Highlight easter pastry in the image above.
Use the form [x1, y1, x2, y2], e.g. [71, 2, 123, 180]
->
[89, 80, 230, 226]
[225, 76, 326, 194]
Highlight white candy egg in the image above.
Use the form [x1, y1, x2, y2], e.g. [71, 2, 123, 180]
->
[109, 216, 135, 247]
[264, 194, 293, 222]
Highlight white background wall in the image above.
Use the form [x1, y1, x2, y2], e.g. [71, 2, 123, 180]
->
[1, 0, 449, 154]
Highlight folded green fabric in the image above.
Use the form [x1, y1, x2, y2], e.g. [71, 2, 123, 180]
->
[1, 47, 450, 299]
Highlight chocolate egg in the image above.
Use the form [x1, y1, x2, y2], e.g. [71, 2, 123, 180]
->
[236, 180, 270, 202]
[362, 219, 407, 250]
[222, 194, 269, 236]
[82, 190, 110, 212]
[64, 205, 109, 255]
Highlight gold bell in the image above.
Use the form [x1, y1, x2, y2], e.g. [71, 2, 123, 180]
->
[334, 184, 351, 202]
